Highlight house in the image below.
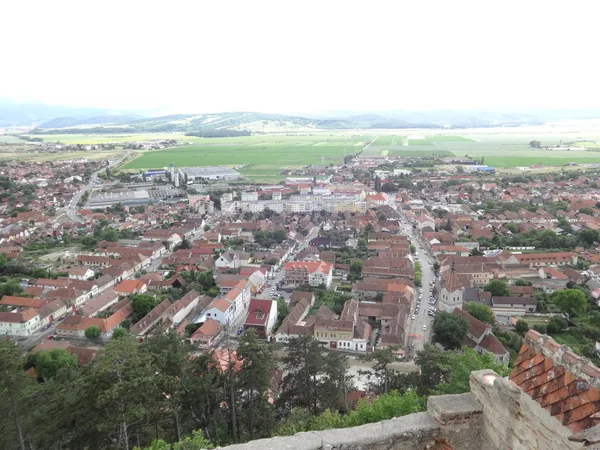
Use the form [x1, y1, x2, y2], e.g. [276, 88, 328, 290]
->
[76, 255, 111, 268]
[113, 279, 147, 296]
[200, 280, 251, 326]
[215, 250, 241, 270]
[284, 260, 334, 288]
[128, 299, 171, 337]
[0, 296, 44, 309]
[142, 230, 182, 249]
[515, 252, 578, 268]
[490, 296, 538, 324]
[79, 289, 120, 317]
[190, 318, 223, 349]
[313, 299, 371, 352]
[0, 308, 41, 337]
[509, 285, 535, 297]
[275, 296, 314, 343]
[39, 300, 68, 324]
[289, 290, 315, 306]
[453, 308, 509, 364]
[56, 301, 132, 340]
[68, 266, 95, 280]
[243, 299, 278, 338]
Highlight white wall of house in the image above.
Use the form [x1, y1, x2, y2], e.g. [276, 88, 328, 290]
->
[0, 315, 41, 337]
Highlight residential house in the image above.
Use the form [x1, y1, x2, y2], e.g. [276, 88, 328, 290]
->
[128, 299, 171, 337]
[284, 260, 334, 288]
[190, 318, 223, 349]
[67, 267, 95, 280]
[113, 279, 147, 296]
[243, 298, 278, 338]
[275, 296, 314, 343]
[453, 308, 509, 364]
[0, 308, 41, 336]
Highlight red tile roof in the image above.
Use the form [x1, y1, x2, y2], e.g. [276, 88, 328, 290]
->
[244, 299, 274, 326]
[510, 330, 600, 433]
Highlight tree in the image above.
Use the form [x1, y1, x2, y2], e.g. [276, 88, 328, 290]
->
[547, 316, 568, 334]
[433, 347, 510, 395]
[348, 261, 362, 281]
[553, 289, 588, 316]
[515, 319, 529, 335]
[579, 207, 594, 216]
[112, 327, 128, 339]
[136, 430, 213, 450]
[280, 336, 324, 415]
[34, 348, 78, 380]
[483, 279, 510, 297]
[203, 225, 211, 232]
[131, 294, 160, 323]
[361, 347, 395, 395]
[0, 339, 34, 449]
[85, 325, 101, 340]
[432, 311, 469, 349]
[529, 140, 541, 148]
[409, 244, 416, 254]
[236, 330, 277, 440]
[465, 302, 495, 324]
[101, 227, 119, 242]
[79, 337, 172, 450]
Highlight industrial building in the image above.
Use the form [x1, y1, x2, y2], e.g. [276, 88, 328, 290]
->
[178, 166, 241, 183]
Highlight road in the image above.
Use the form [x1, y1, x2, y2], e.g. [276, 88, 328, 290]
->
[390, 195, 436, 361]
[66, 151, 131, 222]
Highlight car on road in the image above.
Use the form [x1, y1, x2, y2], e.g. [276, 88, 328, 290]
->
[422, 325, 427, 331]
[411, 315, 416, 320]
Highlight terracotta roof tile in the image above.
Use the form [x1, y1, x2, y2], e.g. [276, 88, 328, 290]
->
[511, 332, 600, 433]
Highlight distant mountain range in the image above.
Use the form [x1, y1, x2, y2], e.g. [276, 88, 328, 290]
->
[3, 97, 600, 133]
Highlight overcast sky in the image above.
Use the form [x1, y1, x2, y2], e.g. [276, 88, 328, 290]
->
[1, 1, 598, 114]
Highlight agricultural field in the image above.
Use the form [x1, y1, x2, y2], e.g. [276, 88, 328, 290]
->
[120, 135, 372, 182]
[23, 133, 194, 145]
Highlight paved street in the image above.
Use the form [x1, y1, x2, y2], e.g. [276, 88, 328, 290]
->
[66, 151, 131, 222]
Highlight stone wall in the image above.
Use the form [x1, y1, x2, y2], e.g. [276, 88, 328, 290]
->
[469, 369, 582, 450]
[218, 369, 590, 450]
[219, 393, 487, 450]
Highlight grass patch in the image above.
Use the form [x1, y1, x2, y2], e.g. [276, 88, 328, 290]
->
[408, 139, 434, 146]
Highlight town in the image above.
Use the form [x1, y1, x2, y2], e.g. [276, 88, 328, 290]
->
[1, 140, 600, 448]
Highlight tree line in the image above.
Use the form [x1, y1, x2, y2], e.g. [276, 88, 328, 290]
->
[0, 330, 509, 450]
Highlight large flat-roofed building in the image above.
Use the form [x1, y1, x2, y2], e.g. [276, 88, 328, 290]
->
[178, 166, 241, 182]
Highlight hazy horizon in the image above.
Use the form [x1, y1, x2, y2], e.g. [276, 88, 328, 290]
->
[2, 1, 599, 115]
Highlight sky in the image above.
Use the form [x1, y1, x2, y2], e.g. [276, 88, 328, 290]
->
[1, 0, 599, 114]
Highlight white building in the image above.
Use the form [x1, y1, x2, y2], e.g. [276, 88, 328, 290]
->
[0, 309, 41, 337]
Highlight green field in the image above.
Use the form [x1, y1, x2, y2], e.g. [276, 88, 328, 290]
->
[120, 135, 372, 182]
[12, 126, 600, 180]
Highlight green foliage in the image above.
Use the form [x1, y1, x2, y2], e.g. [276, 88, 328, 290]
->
[276, 390, 425, 436]
[253, 230, 287, 248]
[515, 319, 529, 334]
[131, 294, 161, 323]
[84, 325, 101, 340]
[553, 289, 588, 316]
[432, 311, 469, 349]
[414, 261, 422, 287]
[34, 348, 78, 380]
[112, 327, 128, 339]
[465, 302, 495, 324]
[348, 261, 362, 281]
[433, 347, 510, 395]
[547, 316, 568, 334]
[483, 279, 510, 297]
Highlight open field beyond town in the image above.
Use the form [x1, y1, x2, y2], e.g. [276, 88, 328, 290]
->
[6, 123, 600, 181]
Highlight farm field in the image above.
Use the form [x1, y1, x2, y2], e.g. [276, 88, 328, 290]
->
[120, 135, 372, 181]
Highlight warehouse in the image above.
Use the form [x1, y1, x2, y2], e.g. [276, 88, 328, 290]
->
[178, 166, 240, 182]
